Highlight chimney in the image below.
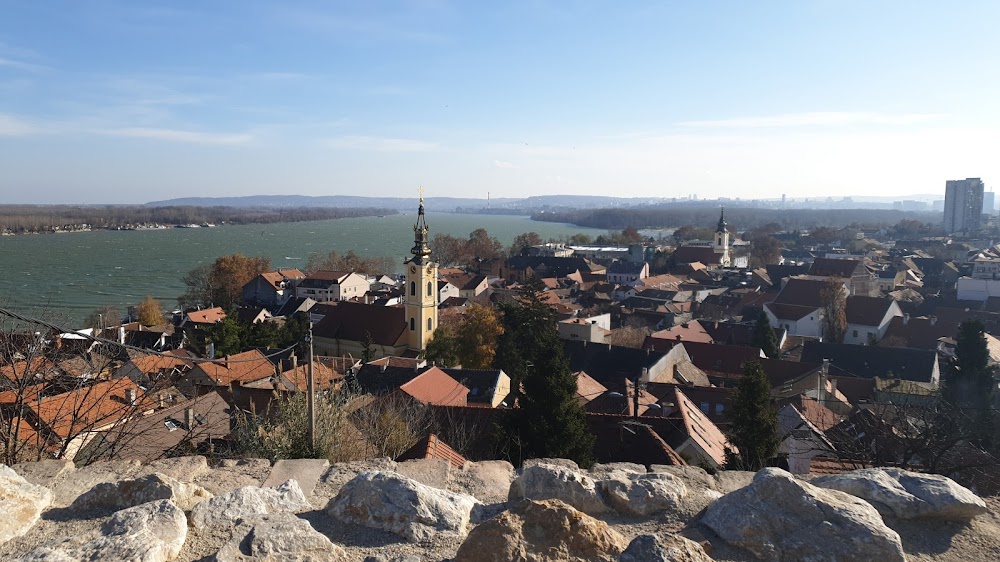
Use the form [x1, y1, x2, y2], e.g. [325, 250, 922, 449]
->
[829, 376, 838, 398]
[291, 354, 298, 370]
[125, 388, 137, 404]
[640, 367, 649, 383]
[157, 393, 166, 408]
[902, 313, 910, 326]
[184, 408, 195, 429]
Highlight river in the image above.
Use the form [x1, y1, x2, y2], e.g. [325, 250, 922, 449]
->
[0, 213, 605, 326]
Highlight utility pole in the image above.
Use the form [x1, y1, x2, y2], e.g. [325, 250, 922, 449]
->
[306, 321, 315, 451]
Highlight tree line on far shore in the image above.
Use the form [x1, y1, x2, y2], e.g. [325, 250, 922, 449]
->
[0, 205, 396, 234]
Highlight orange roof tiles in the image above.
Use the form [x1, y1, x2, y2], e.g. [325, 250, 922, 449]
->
[650, 320, 713, 343]
[399, 367, 469, 406]
[186, 307, 226, 325]
[260, 269, 305, 290]
[195, 350, 275, 387]
[28, 378, 151, 440]
[128, 350, 194, 375]
[672, 387, 731, 466]
[396, 433, 468, 468]
[574, 371, 607, 404]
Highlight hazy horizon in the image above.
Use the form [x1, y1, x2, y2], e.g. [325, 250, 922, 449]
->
[1, 2, 997, 203]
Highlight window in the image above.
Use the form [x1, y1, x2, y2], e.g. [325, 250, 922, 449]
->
[410, 318, 415, 331]
[700, 401, 709, 413]
[410, 281, 415, 296]
[715, 403, 724, 415]
[427, 281, 433, 296]
[427, 318, 432, 330]
[853, 330, 859, 337]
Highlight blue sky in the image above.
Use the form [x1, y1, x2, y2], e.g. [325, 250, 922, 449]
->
[1, 1, 998, 203]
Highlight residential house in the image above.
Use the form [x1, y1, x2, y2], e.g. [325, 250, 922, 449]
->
[22, 377, 154, 460]
[274, 297, 316, 318]
[241, 269, 305, 308]
[116, 349, 195, 388]
[115, 390, 231, 461]
[657, 387, 731, 469]
[807, 258, 878, 297]
[763, 277, 847, 338]
[843, 296, 903, 345]
[440, 368, 512, 408]
[558, 313, 612, 344]
[801, 341, 940, 388]
[778, 396, 839, 475]
[296, 270, 371, 302]
[395, 367, 470, 406]
[185, 349, 276, 397]
[607, 261, 649, 285]
[442, 274, 489, 298]
[180, 307, 226, 329]
[236, 307, 273, 325]
[438, 281, 460, 303]
[563, 340, 710, 392]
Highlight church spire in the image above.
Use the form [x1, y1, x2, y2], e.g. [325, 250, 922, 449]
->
[410, 187, 431, 262]
[717, 206, 727, 233]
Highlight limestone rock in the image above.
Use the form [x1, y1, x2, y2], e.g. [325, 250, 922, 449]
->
[602, 472, 687, 517]
[508, 463, 609, 514]
[71, 471, 212, 512]
[618, 534, 713, 562]
[522, 458, 580, 470]
[327, 470, 480, 542]
[0, 464, 53, 546]
[144, 455, 210, 482]
[813, 467, 988, 521]
[263, 458, 330, 496]
[589, 462, 646, 480]
[212, 512, 348, 562]
[21, 499, 188, 562]
[190, 480, 311, 529]
[453, 499, 627, 562]
[452, 460, 515, 503]
[11, 459, 75, 488]
[701, 468, 905, 562]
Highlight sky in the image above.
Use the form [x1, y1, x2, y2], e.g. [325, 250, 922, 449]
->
[1, 1, 998, 204]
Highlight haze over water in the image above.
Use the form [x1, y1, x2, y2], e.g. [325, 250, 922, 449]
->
[0, 214, 603, 327]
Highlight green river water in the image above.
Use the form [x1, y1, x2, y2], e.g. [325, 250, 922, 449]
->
[0, 214, 605, 327]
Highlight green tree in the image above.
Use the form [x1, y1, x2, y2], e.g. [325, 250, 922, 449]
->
[752, 311, 780, 358]
[568, 233, 592, 245]
[360, 331, 376, 364]
[245, 320, 281, 349]
[943, 320, 995, 443]
[207, 316, 246, 357]
[724, 361, 780, 471]
[495, 291, 595, 467]
[424, 325, 460, 367]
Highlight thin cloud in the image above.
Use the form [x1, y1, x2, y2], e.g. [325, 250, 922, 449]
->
[0, 113, 42, 136]
[103, 127, 254, 145]
[327, 135, 438, 152]
[494, 159, 518, 169]
[677, 112, 944, 129]
[0, 56, 50, 73]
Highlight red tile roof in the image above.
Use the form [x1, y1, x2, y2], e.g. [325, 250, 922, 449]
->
[399, 366, 470, 406]
[193, 350, 275, 387]
[29, 378, 152, 440]
[396, 433, 468, 468]
[650, 320, 713, 343]
[186, 307, 226, 325]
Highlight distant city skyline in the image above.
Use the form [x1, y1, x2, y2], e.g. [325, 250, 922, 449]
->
[1, 1, 998, 204]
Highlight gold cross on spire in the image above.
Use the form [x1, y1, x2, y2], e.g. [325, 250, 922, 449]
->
[418, 185, 425, 203]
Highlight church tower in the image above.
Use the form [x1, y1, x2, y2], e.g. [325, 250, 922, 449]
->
[405, 192, 439, 351]
[713, 207, 732, 267]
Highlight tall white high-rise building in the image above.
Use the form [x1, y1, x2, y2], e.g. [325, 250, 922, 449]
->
[984, 191, 996, 215]
[943, 178, 985, 234]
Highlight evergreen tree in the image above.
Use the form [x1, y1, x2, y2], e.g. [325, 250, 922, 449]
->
[725, 361, 780, 471]
[207, 316, 246, 357]
[752, 311, 780, 358]
[944, 320, 995, 443]
[495, 291, 595, 467]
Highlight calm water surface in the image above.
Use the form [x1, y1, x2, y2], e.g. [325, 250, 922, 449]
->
[0, 214, 604, 325]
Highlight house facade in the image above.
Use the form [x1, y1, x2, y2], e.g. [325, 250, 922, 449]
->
[296, 271, 371, 302]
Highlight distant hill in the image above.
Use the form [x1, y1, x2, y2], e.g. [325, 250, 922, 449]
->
[143, 194, 668, 212]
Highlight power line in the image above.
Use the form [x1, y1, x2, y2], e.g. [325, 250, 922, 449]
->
[0, 306, 300, 365]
